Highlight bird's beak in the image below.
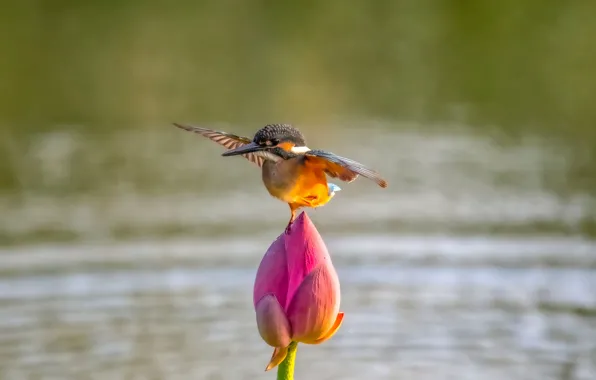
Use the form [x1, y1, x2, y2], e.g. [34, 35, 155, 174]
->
[222, 142, 266, 156]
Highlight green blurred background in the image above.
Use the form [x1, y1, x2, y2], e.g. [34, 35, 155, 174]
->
[3, 0, 596, 133]
[0, 1, 595, 379]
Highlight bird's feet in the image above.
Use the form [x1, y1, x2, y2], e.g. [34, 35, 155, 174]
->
[285, 207, 297, 234]
[285, 215, 295, 234]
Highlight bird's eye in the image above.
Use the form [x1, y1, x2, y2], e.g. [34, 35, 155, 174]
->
[270, 139, 279, 146]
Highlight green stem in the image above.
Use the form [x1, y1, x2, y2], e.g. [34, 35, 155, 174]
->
[277, 342, 298, 380]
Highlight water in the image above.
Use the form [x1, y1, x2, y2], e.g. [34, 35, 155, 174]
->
[0, 125, 595, 379]
[0, 263, 594, 380]
[2, 2, 596, 378]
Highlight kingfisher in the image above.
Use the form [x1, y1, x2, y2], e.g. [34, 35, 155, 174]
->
[173, 123, 388, 230]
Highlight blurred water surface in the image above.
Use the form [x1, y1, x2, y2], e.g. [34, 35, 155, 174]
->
[1, 1, 596, 379]
[1, 124, 595, 380]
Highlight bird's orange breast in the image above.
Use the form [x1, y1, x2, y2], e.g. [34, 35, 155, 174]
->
[287, 166, 331, 208]
[262, 159, 331, 208]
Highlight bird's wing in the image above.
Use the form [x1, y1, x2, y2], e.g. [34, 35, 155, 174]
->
[173, 123, 264, 167]
[304, 149, 388, 188]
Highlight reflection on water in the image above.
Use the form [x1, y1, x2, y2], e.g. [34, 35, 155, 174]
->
[0, 125, 595, 379]
[0, 258, 595, 379]
[1, 125, 595, 244]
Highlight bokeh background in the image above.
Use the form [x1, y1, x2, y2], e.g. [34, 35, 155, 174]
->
[1, 1, 595, 379]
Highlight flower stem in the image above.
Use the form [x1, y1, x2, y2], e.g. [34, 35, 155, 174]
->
[276, 342, 298, 380]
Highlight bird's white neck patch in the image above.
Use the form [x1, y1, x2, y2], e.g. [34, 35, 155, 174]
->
[290, 146, 311, 154]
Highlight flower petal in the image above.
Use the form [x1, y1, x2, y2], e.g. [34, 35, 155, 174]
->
[284, 212, 333, 310]
[265, 346, 288, 371]
[253, 234, 288, 308]
[255, 294, 292, 348]
[286, 262, 341, 344]
[312, 312, 344, 344]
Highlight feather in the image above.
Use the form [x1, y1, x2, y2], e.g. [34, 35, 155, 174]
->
[173, 123, 265, 167]
[305, 150, 388, 188]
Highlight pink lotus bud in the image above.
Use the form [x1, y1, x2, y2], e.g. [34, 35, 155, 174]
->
[253, 212, 344, 371]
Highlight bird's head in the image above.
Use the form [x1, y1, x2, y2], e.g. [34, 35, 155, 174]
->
[222, 124, 309, 160]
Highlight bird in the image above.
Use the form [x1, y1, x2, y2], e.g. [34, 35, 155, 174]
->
[173, 123, 388, 231]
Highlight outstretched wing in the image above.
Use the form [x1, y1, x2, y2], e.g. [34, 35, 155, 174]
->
[173, 123, 264, 167]
[305, 149, 388, 188]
